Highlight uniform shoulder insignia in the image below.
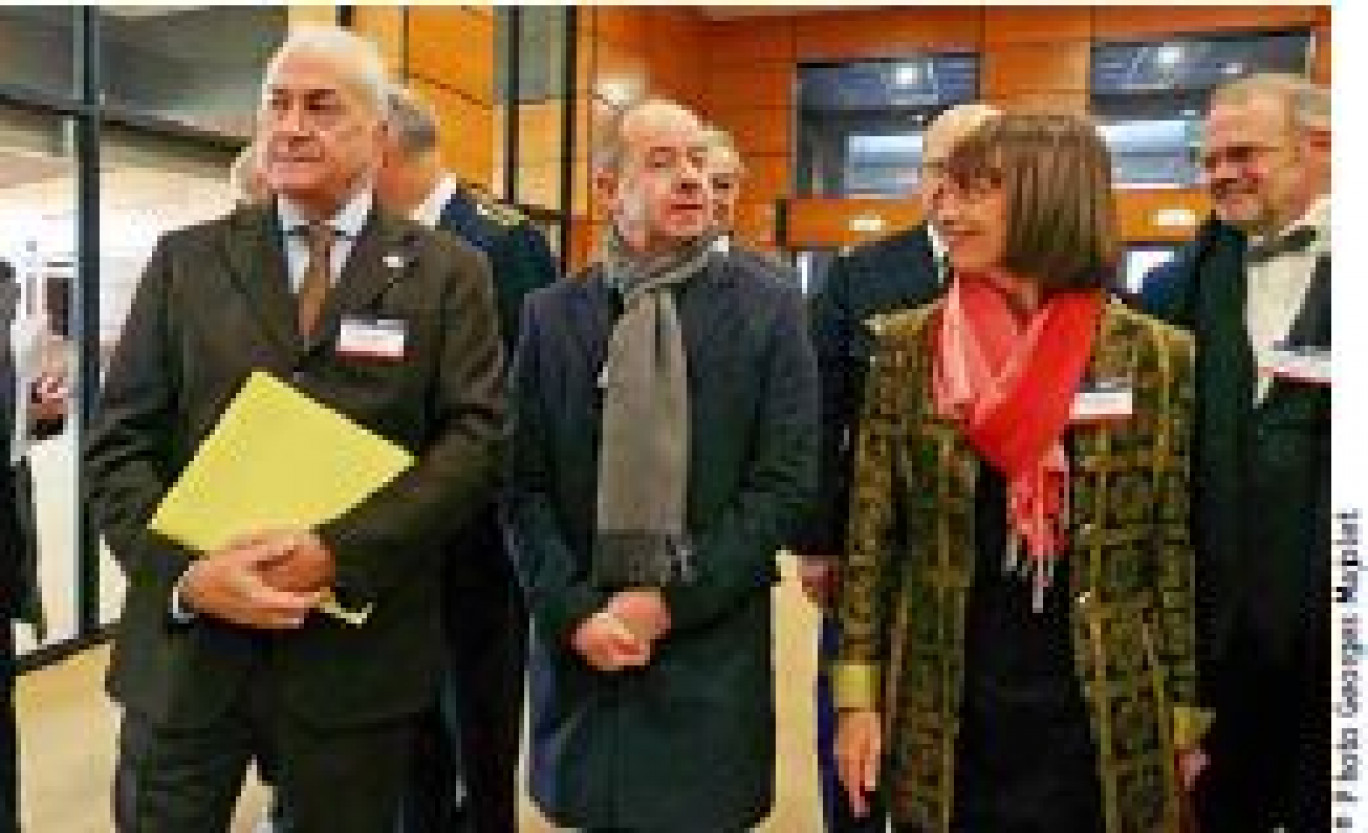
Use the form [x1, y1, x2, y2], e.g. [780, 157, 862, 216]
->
[471, 191, 529, 228]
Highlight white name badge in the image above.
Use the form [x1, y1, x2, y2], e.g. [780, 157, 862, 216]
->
[337, 317, 406, 361]
[1071, 380, 1134, 423]
[1259, 345, 1331, 386]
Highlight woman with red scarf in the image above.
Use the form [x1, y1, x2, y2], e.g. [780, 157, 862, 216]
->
[831, 114, 1210, 833]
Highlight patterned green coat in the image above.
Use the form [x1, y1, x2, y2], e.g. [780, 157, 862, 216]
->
[832, 299, 1209, 833]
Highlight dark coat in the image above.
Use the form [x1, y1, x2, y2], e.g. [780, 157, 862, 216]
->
[1138, 216, 1331, 680]
[433, 184, 556, 608]
[437, 186, 557, 353]
[85, 202, 506, 730]
[793, 223, 942, 556]
[507, 254, 819, 832]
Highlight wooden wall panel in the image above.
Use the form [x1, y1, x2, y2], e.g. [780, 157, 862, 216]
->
[594, 5, 649, 52]
[702, 18, 795, 67]
[1092, 5, 1317, 39]
[288, 6, 337, 29]
[983, 41, 1090, 96]
[1116, 188, 1211, 243]
[993, 92, 1090, 116]
[735, 202, 780, 250]
[408, 8, 494, 105]
[984, 7, 1092, 45]
[412, 78, 493, 189]
[351, 6, 403, 73]
[708, 107, 791, 158]
[741, 154, 792, 203]
[590, 40, 649, 103]
[784, 190, 1211, 249]
[793, 7, 982, 60]
[1312, 24, 1330, 85]
[644, 8, 705, 105]
[784, 197, 924, 250]
[705, 65, 794, 112]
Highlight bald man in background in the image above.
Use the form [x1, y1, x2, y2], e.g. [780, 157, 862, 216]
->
[792, 102, 999, 833]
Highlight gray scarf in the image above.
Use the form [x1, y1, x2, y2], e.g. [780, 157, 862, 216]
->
[593, 225, 714, 587]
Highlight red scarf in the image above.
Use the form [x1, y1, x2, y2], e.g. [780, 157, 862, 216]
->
[932, 274, 1104, 605]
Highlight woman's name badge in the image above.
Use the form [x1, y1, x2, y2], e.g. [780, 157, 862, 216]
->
[1258, 344, 1330, 386]
[1071, 379, 1134, 423]
[337, 317, 406, 360]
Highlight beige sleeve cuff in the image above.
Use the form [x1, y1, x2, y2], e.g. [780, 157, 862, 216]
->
[831, 662, 881, 711]
[1173, 705, 1215, 750]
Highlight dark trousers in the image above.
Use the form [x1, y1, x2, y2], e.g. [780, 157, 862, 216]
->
[402, 517, 527, 833]
[817, 616, 887, 833]
[114, 672, 416, 833]
[1196, 624, 1330, 833]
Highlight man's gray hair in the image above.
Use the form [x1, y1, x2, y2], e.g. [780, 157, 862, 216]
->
[1210, 72, 1329, 133]
[385, 85, 441, 156]
[591, 97, 699, 175]
[262, 26, 390, 117]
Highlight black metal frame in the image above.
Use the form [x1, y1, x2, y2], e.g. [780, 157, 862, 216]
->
[494, 6, 577, 277]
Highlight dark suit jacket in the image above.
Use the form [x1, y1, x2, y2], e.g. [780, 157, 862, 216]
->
[85, 201, 506, 730]
[508, 255, 818, 832]
[438, 187, 557, 353]
[793, 223, 942, 556]
[1138, 215, 1330, 681]
[435, 186, 556, 586]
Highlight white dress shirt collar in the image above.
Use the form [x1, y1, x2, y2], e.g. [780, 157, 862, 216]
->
[411, 175, 460, 230]
[277, 185, 373, 241]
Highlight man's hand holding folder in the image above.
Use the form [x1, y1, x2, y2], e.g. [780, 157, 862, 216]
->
[151, 371, 415, 628]
[178, 531, 327, 629]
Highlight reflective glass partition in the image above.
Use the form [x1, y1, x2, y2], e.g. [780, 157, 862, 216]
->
[1091, 31, 1312, 187]
[495, 6, 574, 265]
[0, 6, 78, 99]
[99, 6, 286, 137]
[0, 104, 79, 651]
[797, 53, 980, 197]
[0, 7, 278, 663]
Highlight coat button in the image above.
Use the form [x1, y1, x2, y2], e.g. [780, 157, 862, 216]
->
[1076, 590, 1091, 607]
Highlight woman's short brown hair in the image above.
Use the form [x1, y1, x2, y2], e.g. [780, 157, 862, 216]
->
[942, 113, 1118, 292]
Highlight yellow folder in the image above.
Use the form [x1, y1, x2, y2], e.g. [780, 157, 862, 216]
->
[149, 371, 414, 624]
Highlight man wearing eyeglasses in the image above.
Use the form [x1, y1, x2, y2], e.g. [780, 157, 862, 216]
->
[1140, 72, 1330, 833]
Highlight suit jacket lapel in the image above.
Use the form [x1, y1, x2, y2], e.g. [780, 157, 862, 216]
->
[1283, 254, 1331, 348]
[678, 255, 734, 369]
[305, 208, 416, 354]
[569, 265, 615, 375]
[223, 204, 301, 359]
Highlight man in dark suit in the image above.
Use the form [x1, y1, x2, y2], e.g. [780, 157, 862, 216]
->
[376, 85, 557, 833]
[790, 102, 997, 833]
[1, 260, 66, 832]
[507, 98, 818, 832]
[86, 28, 506, 833]
[1139, 73, 1330, 833]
